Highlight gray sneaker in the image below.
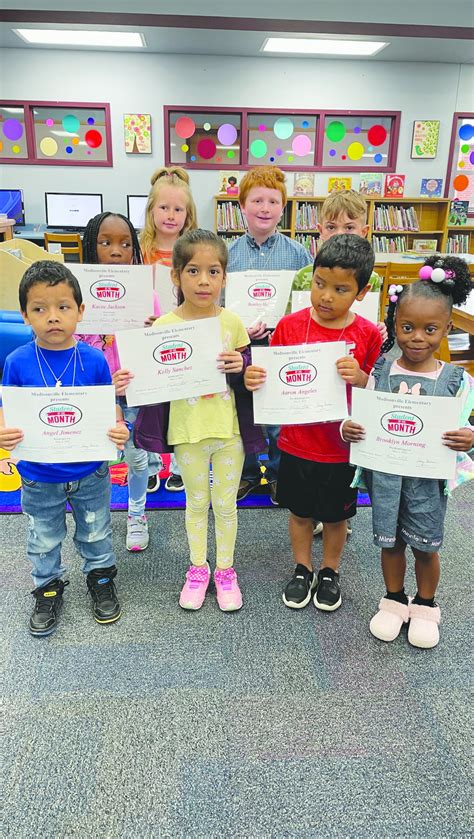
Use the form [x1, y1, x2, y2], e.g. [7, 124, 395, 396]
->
[126, 515, 149, 552]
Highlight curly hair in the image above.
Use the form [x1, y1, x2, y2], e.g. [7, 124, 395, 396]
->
[82, 212, 142, 265]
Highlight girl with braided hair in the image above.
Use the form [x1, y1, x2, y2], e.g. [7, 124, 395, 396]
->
[342, 255, 473, 648]
[77, 212, 162, 552]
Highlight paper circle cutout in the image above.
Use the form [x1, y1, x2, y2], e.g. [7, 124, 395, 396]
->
[227, 150, 235, 158]
[72, 137, 79, 146]
[203, 122, 211, 131]
[470, 151, 474, 165]
[85, 129, 102, 148]
[341, 155, 346, 161]
[287, 155, 294, 162]
[276, 148, 283, 156]
[65, 146, 73, 154]
[269, 156, 275, 162]
[347, 141, 364, 161]
[459, 124, 474, 141]
[196, 137, 216, 159]
[181, 144, 189, 152]
[461, 144, 470, 154]
[292, 134, 312, 156]
[258, 124, 266, 132]
[12, 145, 21, 154]
[87, 117, 95, 125]
[190, 155, 196, 161]
[274, 117, 294, 140]
[3, 118, 23, 141]
[329, 149, 336, 157]
[374, 153, 383, 163]
[453, 174, 469, 192]
[175, 116, 196, 139]
[217, 123, 237, 146]
[0, 141, 3, 152]
[250, 139, 267, 158]
[40, 137, 58, 156]
[62, 114, 80, 133]
[354, 126, 361, 134]
[302, 120, 309, 128]
[326, 121, 345, 142]
[216, 156, 221, 162]
[367, 124, 387, 146]
[459, 162, 465, 168]
[45, 118, 54, 127]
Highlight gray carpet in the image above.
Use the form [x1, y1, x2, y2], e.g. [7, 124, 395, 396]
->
[1, 489, 473, 838]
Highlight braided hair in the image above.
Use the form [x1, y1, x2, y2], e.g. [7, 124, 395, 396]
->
[82, 212, 142, 265]
[381, 254, 472, 354]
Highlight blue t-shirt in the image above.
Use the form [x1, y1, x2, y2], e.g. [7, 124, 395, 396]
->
[2, 341, 112, 483]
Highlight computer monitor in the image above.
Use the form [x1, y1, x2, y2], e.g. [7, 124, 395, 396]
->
[127, 195, 147, 230]
[0, 189, 25, 226]
[45, 192, 103, 230]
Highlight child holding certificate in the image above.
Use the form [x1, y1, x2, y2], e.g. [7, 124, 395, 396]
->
[79, 211, 161, 553]
[342, 256, 473, 648]
[245, 235, 382, 612]
[131, 229, 264, 612]
[0, 261, 129, 637]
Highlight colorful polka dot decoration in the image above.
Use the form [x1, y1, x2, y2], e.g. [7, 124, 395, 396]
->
[171, 115, 242, 162]
[247, 115, 315, 164]
[323, 119, 389, 164]
[33, 112, 105, 159]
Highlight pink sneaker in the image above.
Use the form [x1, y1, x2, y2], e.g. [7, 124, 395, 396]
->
[214, 567, 243, 612]
[179, 563, 210, 610]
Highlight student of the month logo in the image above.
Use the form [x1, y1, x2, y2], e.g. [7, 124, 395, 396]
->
[279, 361, 317, 387]
[248, 282, 276, 300]
[90, 279, 126, 301]
[39, 404, 83, 426]
[153, 340, 193, 365]
[381, 411, 424, 437]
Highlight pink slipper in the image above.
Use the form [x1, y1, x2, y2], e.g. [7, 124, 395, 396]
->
[369, 597, 410, 642]
[408, 603, 441, 649]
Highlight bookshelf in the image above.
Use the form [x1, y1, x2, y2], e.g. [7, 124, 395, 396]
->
[214, 195, 458, 256]
[446, 226, 474, 255]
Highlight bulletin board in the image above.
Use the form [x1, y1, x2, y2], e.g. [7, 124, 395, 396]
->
[445, 112, 474, 215]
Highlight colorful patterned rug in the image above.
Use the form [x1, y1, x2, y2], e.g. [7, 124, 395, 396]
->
[0, 450, 370, 514]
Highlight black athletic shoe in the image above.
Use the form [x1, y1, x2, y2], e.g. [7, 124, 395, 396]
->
[87, 566, 121, 624]
[165, 473, 184, 492]
[147, 474, 160, 493]
[29, 578, 69, 637]
[268, 480, 279, 506]
[282, 564, 316, 609]
[313, 567, 342, 612]
[236, 478, 261, 502]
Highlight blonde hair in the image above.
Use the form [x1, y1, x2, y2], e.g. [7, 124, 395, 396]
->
[239, 166, 287, 207]
[320, 190, 368, 224]
[140, 166, 198, 259]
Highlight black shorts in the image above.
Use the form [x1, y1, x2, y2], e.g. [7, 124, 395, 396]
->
[276, 451, 357, 522]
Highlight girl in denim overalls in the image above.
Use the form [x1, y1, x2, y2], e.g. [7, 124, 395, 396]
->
[342, 255, 473, 649]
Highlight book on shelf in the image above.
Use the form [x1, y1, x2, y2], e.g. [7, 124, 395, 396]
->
[384, 174, 405, 198]
[372, 236, 408, 254]
[373, 204, 419, 232]
[420, 178, 443, 198]
[293, 173, 315, 196]
[217, 171, 240, 195]
[295, 202, 319, 230]
[412, 239, 438, 253]
[358, 173, 382, 195]
[216, 200, 246, 232]
[448, 200, 469, 226]
[328, 177, 352, 193]
[446, 234, 469, 254]
[295, 233, 319, 259]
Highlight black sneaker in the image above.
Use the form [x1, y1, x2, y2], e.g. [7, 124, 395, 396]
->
[313, 567, 342, 612]
[29, 578, 69, 637]
[236, 478, 261, 502]
[165, 473, 184, 492]
[268, 480, 279, 506]
[87, 566, 121, 624]
[147, 474, 160, 493]
[282, 564, 316, 609]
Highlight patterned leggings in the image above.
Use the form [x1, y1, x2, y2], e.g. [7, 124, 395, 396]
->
[173, 435, 245, 569]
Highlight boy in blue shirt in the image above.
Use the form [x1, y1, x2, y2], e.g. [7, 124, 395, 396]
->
[0, 261, 129, 636]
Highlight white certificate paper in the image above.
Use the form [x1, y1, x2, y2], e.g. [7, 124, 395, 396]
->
[291, 290, 380, 323]
[74, 264, 154, 333]
[350, 389, 460, 479]
[2, 385, 117, 463]
[115, 318, 224, 407]
[251, 342, 348, 425]
[153, 263, 179, 316]
[225, 270, 295, 327]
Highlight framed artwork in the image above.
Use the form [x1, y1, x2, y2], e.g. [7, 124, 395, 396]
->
[246, 110, 317, 170]
[445, 113, 474, 215]
[165, 108, 242, 168]
[0, 100, 113, 166]
[411, 120, 440, 159]
[124, 114, 152, 154]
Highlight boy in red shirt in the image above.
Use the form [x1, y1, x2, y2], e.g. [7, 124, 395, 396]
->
[245, 234, 382, 612]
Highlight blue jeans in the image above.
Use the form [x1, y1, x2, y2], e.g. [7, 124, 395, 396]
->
[21, 464, 116, 589]
[123, 405, 163, 517]
[242, 424, 281, 483]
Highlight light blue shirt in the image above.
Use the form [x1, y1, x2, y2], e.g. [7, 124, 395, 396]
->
[227, 232, 311, 273]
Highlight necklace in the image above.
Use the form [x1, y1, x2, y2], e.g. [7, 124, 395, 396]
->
[304, 307, 350, 345]
[389, 359, 442, 395]
[245, 234, 281, 272]
[35, 341, 78, 388]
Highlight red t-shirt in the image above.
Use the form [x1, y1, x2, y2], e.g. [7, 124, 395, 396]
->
[271, 308, 382, 463]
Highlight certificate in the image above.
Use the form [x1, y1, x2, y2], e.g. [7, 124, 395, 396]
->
[2, 385, 117, 463]
[350, 389, 460, 479]
[225, 270, 295, 327]
[153, 263, 179, 315]
[115, 318, 224, 407]
[74, 264, 153, 333]
[251, 342, 347, 425]
[291, 290, 380, 323]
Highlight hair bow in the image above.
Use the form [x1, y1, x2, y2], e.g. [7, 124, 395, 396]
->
[388, 284, 403, 303]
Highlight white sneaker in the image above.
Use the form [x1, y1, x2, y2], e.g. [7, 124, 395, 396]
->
[126, 515, 149, 552]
